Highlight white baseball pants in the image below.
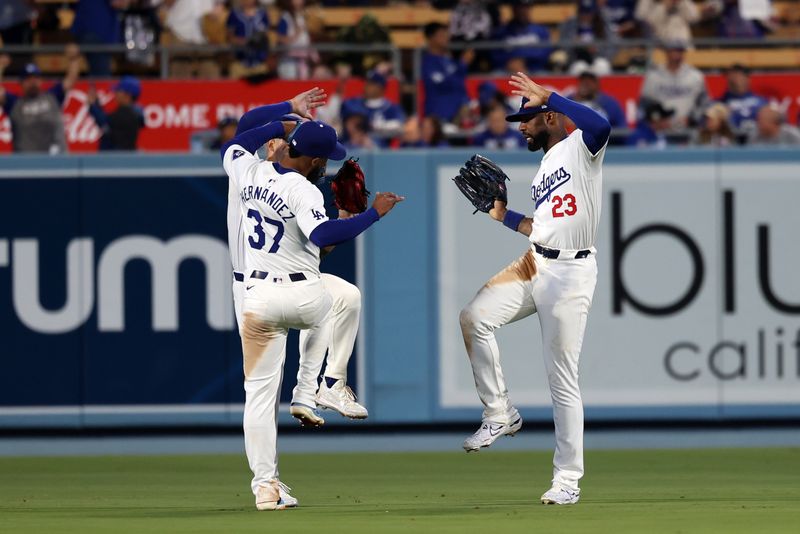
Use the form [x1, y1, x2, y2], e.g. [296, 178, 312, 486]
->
[459, 247, 597, 492]
[239, 275, 332, 495]
[233, 272, 361, 406]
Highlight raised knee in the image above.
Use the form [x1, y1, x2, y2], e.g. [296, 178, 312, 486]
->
[340, 282, 362, 311]
[459, 305, 483, 334]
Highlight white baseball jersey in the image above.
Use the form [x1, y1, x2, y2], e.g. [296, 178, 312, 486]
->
[529, 129, 606, 251]
[223, 144, 329, 275]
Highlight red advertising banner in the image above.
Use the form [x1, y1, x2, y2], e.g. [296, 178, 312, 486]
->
[466, 73, 800, 127]
[2, 74, 798, 153]
[0, 78, 399, 153]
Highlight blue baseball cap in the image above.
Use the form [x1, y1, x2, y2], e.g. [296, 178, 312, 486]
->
[289, 120, 347, 160]
[22, 63, 42, 78]
[366, 70, 387, 87]
[113, 76, 141, 100]
[505, 97, 550, 122]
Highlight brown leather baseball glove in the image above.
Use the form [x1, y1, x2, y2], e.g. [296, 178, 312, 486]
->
[331, 157, 370, 213]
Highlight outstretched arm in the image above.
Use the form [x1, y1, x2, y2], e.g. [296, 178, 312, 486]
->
[235, 87, 327, 134]
[309, 193, 404, 248]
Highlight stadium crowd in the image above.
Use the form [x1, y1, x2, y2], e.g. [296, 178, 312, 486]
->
[0, 0, 798, 152]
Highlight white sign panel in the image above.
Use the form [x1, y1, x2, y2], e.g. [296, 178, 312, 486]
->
[438, 160, 800, 410]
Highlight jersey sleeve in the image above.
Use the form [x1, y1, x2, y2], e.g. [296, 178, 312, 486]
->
[291, 181, 329, 240]
[222, 143, 260, 188]
[572, 130, 606, 176]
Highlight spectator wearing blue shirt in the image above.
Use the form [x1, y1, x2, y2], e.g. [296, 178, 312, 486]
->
[226, 0, 271, 68]
[567, 71, 626, 127]
[71, 0, 127, 77]
[421, 22, 472, 123]
[87, 76, 145, 151]
[626, 101, 674, 149]
[341, 114, 378, 151]
[491, 1, 551, 73]
[341, 71, 405, 144]
[601, 0, 641, 37]
[472, 104, 526, 150]
[718, 64, 767, 130]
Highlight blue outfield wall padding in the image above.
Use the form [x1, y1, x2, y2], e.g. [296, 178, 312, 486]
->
[1, 148, 800, 429]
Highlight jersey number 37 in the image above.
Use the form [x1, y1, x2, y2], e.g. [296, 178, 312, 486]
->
[247, 208, 284, 253]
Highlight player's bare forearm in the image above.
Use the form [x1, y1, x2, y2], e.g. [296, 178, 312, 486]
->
[517, 217, 533, 237]
[489, 201, 532, 236]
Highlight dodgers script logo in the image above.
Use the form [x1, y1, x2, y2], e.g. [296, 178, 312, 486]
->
[532, 166, 571, 208]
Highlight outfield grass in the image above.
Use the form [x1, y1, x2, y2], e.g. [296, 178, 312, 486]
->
[1, 448, 798, 533]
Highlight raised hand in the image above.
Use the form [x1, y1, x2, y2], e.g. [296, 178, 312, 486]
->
[289, 87, 328, 119]
[509, 72, 552, 108]
[372, 192, 405, 217]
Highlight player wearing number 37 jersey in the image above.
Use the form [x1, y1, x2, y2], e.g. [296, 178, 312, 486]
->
[459, 72, 610, 506]
[221, 114, 403, 511]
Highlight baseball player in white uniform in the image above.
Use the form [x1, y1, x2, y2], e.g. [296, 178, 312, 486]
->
[222, 116, 402, 511]
[228, 92, 368, 429]
[459, 73, 611, 505]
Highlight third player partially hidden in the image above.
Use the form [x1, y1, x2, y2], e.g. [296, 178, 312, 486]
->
[457, 72, 611, 505]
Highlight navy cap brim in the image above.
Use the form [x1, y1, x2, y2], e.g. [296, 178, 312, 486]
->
[329, 142, 347, 161]
[506, 105, 549, 122]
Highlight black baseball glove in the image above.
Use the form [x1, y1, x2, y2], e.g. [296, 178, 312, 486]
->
[452, 154, 510, 214]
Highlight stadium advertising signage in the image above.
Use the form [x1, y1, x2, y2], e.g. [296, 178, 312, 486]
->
[0, 168, 356, 415]
[437, 158, 800, 414]
[0, 79, 400, 153]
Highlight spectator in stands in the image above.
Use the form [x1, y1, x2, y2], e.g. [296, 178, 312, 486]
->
[449, 0, 493, 72]
[717, 0, 771, 38]
[341, 70, 405, 143]
[691, 103, 736, 146]
[634, 0, 706, 43]
[639, 40, 708, 128]
[600, 0, 641, 37]
[421, 22, 471, 123]
[227, 0, 271, 75]
[86, 76, 145, 151]
[157, 0, 221, 78]
[491, 0, 551, 73]
[626, 101, 674, 148]
[0, 0, 35, 73]
[0, 48, 80, 153]
[718, 64, 767, 130]
[71, 0, 130, 77]
[567, 71, 626, 127]
[472, 104, 526, 150]
[559, 0, 618, 76]
[210, 116, 238, 151]
[342, 114, 377, 150]
[401, 116, 449, 148]
[747, 105, 800, 145]
[276, 0, 318, 80]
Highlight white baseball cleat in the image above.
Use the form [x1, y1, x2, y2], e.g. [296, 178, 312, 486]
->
[289, 403, 325, 427]
[541, 483, 580, 505]
[276, 480, 298, 508]
[255, 481, 280, 511]
[316, 379, 368, 419]
[255, 480, 298, 511]
[462, 409, 523, 452]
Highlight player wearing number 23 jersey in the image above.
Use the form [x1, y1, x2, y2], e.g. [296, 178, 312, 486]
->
[459, 73, 610, 507]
